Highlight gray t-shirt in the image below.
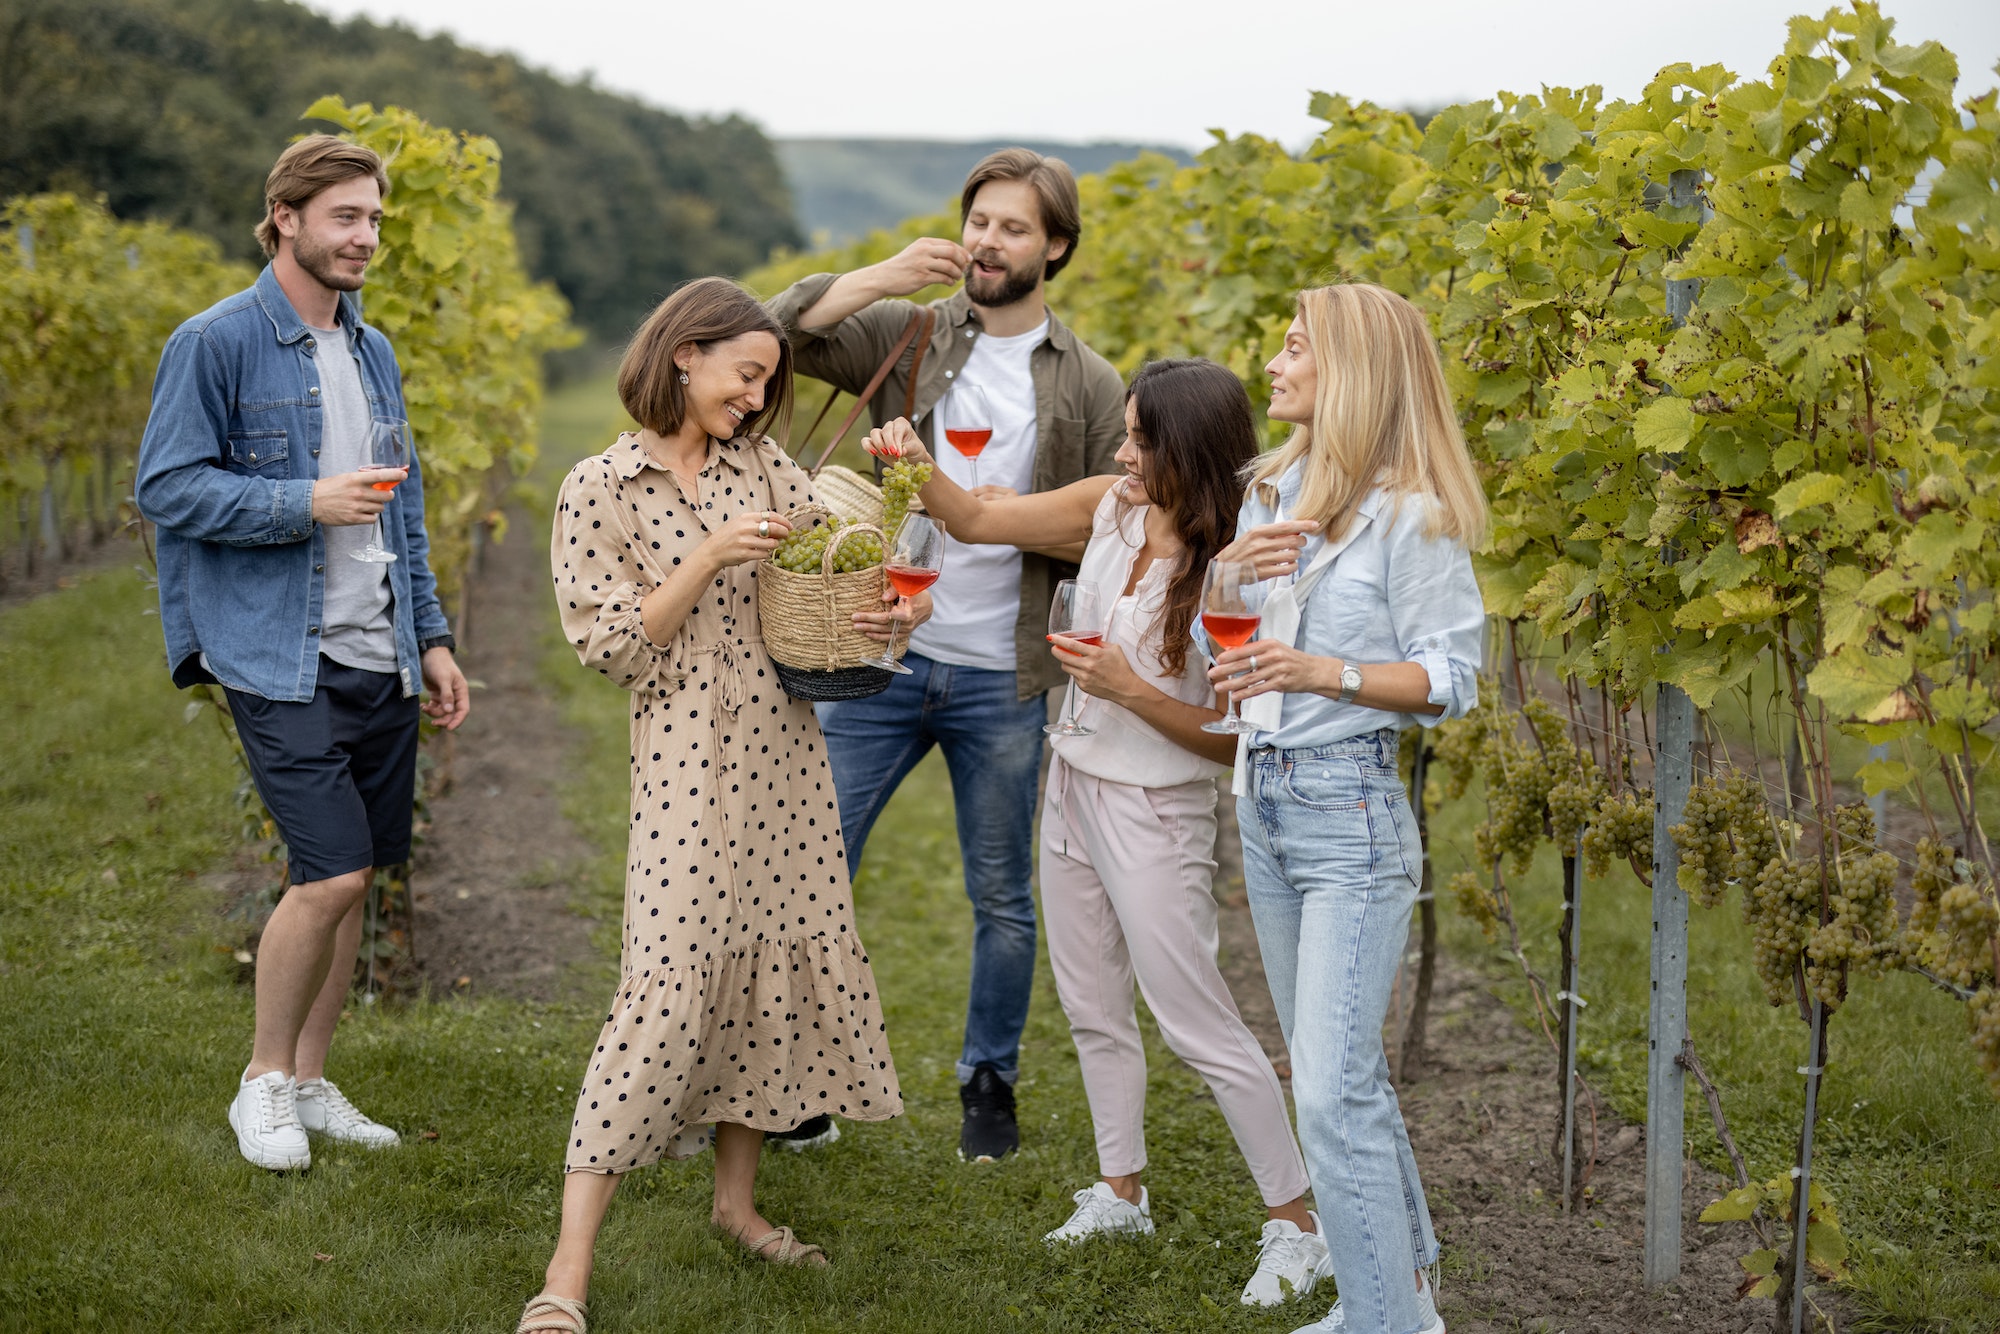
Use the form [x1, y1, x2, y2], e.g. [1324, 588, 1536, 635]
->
[313, 326, 398, 674]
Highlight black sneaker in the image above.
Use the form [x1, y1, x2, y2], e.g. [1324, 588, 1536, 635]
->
[768, 1113, 840, 1153]
[958, 1062, 1019, 1162]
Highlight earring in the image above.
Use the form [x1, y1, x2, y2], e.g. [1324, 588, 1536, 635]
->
[678, 370, 690, 385]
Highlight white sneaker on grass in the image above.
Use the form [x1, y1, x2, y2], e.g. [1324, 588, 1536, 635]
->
[1043, 1181, 1155, 1244]
[228, 1070, 311, 1170]
[1242, 1212, 1335, 1306]
[295, 1077, 400, 1148]
[1291, 1268, 1444, 1334]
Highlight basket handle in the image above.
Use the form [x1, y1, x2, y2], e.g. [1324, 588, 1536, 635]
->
[820, 520, 887, 576]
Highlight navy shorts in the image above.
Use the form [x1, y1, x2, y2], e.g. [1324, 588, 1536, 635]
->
[224, 657, 421, 885]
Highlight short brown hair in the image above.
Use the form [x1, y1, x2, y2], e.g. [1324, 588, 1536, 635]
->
[255, 135, 391, 257]
[618, 278, 794, 441]
[960, 148, 1082, 281]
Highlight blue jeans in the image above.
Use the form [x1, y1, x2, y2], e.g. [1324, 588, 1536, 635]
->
[816, 651, 1046, 1083]
[1238, 730, 1439, 1334]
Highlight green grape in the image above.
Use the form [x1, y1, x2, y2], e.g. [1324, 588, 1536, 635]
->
[1449, 870, 1500, 942]
[1936, 883, 2000, 990]
[879, 459, 932, 537]
[1582, 787, 1653, 880]
[1969, 987, 2000, 1097]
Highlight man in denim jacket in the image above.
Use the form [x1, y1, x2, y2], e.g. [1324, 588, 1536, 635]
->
[136, 136, 469, 1172]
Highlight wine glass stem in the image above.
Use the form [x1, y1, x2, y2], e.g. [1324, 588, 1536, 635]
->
[886, 597, 908, 661]
[1060, 679, 1079, 728]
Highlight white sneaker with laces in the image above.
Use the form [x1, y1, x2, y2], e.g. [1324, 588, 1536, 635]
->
[295, 1077, 401, 1148]
[1290, 1267, 1444, 1334]
[228, 1070, 311, 1170]
[1042, 1181, 1155, 1244]
[1242, 1211, 1335, 1306]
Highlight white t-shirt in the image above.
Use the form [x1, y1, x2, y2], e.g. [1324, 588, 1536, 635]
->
[907, 318, 1046, 671]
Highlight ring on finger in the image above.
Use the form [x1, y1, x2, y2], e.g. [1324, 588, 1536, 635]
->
[1249, 654, 1259, 673]
[758, 519, 770, 538]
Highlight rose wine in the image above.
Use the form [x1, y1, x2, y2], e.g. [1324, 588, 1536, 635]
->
[1201, 612, 1260, 649]
[885, 564, 940, 598]
[945, 427, 992, 458]
[362, 466, 401, 494]
[1047, 631, 1104, 655]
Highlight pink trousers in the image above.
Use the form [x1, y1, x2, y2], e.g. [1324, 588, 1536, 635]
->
[1040, 758, 1311, 1206]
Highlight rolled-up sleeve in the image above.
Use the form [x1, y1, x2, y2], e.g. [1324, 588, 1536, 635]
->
[1387, 508, 1485, 726]
[550, 459, 683, 697]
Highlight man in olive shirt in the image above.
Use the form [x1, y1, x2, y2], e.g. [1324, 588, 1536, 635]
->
[767, 149, 1126, 1162]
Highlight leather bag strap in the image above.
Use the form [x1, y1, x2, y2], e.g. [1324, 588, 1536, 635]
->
[807, 307, 935, 476]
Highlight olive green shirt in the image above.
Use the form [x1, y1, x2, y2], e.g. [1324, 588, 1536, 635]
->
[767, 277, 1128, 699]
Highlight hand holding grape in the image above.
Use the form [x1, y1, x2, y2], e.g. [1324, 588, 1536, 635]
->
[699, 511, 791, 570]
[862, 418, 931, 468]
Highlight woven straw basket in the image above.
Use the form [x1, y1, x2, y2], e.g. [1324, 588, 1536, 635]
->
[761, 504, 902, 700]
[811, 463, 884, 526]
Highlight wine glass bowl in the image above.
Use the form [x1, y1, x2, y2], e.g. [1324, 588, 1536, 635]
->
[351, 418, 410, 564]
[942, 383, 993, 489]
[1043, 579, 1105, 737]
[1200, 558, 1264, 735]
[864, 512, 945, 675]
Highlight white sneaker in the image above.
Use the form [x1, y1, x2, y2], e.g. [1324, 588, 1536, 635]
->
[228, 1070, 311, 1170]
[1242, 1211, 1336, 1306]
[295, 1077, 400, 1148]
[1291, 1269, 1444, 1334]
[1042, 1181, 1155, 1244]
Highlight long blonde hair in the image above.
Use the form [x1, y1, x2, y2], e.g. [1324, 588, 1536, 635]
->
[1247, 283, 1486, 548]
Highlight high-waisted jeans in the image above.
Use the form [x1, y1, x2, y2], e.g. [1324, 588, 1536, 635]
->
[1238, 730, 1439, 1334]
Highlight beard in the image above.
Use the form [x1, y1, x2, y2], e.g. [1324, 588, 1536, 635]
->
[964, 251, 1041, 308]
[293, 227, 368, 293]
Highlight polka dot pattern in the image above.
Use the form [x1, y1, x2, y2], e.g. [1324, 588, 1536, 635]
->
[551, 433, 903, 1174]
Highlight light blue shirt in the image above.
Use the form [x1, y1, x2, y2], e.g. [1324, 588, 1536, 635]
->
[1232, 464, 1485, 749]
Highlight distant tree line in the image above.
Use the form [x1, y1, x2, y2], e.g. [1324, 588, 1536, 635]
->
[0, 0, 802, 340]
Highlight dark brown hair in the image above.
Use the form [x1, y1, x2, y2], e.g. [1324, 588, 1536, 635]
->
[618, 278, 794, 441]
[1125, 359, 1257, 677]
[255, 135, 390, 258]
[960, 148, 1082, 281]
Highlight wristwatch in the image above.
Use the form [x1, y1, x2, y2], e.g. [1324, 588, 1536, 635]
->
[1337, 661, 1363, 704]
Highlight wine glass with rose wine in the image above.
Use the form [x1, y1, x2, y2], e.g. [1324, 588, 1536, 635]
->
[1199, 558, 1263, 735]
[863, 512, 945, 675]
[943, 383, 992, 489]
[1043, 579, 1106, 737]
[351, 417, 409, 564]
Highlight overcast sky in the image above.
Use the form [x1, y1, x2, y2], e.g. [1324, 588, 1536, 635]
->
[305, 0, 2000, 149]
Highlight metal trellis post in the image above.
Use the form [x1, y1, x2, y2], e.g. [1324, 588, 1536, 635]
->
[1645, 166, 1703, 1289]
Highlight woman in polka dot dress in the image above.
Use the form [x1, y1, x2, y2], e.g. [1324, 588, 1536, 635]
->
[519, 279, 908, 1334]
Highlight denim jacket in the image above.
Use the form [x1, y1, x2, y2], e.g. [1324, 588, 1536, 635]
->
[135, 265, 450, 703]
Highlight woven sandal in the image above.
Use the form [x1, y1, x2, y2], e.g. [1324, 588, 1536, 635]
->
[737, 1225, 828, 1268]
[516, 1293, 587, 1333]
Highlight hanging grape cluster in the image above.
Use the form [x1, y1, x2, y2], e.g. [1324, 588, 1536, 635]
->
[1969, 987, 2000, 1096]
[879, 458, 929, 535]
[1449, 869, 1502, 941]
[1669, 771, 1779, 909]
[1747, 857, 1819, 1007]
[1582, 788, 1654, 880]
[1807, 845, 1901, 1005]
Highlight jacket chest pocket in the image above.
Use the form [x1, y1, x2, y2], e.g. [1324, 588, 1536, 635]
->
[226, 428, 289, 475]
[1042, 416, 1085, 485]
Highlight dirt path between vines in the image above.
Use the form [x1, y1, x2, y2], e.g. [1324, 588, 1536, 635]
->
[404, 509, 596, 1003]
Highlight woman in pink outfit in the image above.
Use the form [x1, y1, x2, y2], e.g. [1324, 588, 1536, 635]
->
[863, 359, 1333, 1309]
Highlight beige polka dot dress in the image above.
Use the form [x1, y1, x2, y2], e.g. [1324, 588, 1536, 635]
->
[551, 432, 902, 1174]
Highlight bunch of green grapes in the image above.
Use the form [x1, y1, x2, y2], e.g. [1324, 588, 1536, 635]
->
[1449, 870, 1501, 942]
[1581, 787, 1654, 879]
[1803, 849, 1901, 1006]
[1672, 779, 1740, 907]
[1548, 772, 1605, 854]
[1968, 986, 2000, 1097]
[1747, 857, 1819, 1007]
[1935, 882, 2000, 990]
[1834, 801, 1879, 855]
[1428, 712, 1481, 803]
[879, 458, 931, 535]
[769, 512, 845, 573]
[1474, 748, 1553, 877]
[1899, 837, 1958, 968]
[828, 526, 884, 573]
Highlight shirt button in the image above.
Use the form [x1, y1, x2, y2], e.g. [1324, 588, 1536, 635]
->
[964, 330, 974, 339]
[943, 370, 954, 379]
[306, 338, 316, 350]
[315, 564, 324, 573]
[309, 386, 320, 396]
[309, 625, 320, 634]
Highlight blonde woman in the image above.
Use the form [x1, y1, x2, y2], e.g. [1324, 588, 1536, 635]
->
[1207, 284, 1486, 1334]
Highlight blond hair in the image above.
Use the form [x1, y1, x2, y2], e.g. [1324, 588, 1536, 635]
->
[255, 136, 390, 258]
[1247, 283, 1487, 549]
